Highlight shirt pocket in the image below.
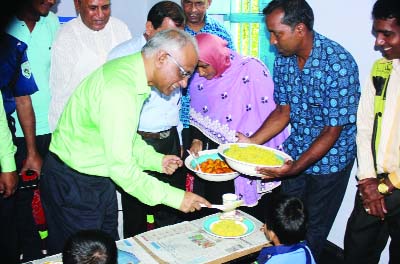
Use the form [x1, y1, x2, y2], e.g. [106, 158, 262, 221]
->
[309, 98, 324, 126]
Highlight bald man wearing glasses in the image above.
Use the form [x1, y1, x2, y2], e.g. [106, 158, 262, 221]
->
[40, 29, 211, 254]
[108, 1, 191, 237]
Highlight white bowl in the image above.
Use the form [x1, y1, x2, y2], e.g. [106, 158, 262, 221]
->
[217, 143, 293, 177]
[184, 149, 239, 182]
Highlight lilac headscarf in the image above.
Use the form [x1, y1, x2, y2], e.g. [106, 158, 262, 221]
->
[189, 34, 289, 206]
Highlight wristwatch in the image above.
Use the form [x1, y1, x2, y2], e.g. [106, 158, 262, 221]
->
[378, 179, 391, 195]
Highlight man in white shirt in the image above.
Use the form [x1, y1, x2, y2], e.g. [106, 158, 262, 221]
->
[344, 0, 400, 263]
[108, 1, 186, 237]
[48, 0, 131, 131]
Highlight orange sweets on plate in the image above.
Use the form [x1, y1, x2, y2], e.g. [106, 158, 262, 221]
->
[198, 159, 235, 174]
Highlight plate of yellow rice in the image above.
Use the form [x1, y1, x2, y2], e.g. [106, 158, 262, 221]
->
[203, 215, 255, 238]
[218, 143, 292, 177]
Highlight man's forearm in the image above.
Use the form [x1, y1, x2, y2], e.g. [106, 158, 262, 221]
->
[250, 104, 290, 145]
[15, 95, 37, 155]
[291, 126, 343, 175]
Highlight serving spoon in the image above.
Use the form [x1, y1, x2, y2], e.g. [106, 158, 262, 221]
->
[200, 200, 244, 212]
[187, 150, 203, 172]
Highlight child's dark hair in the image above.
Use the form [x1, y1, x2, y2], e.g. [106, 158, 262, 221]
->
[62, 229, 117, 264]
[265, 195, 306, 244]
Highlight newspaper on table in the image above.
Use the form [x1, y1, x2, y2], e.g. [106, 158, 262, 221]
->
[116, 237, 159, 263]
[25, 237, 157, 264]
[135, 210, 269, 264]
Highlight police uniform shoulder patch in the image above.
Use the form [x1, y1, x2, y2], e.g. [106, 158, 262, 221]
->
[21, 61, 32, 79]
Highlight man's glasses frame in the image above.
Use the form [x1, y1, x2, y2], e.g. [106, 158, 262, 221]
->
[166, 53, 192, 79]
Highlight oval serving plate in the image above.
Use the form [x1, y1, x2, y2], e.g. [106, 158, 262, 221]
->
[218, 143, 292, 177]
[184, 149, 239, 182]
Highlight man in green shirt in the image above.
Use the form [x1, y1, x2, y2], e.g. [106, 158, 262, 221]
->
[0, 94, 18, 262]
[40, 29, 211, 254]
[0, 95, 17, 198]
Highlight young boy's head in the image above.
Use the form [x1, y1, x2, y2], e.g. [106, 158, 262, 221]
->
[62, 229, 117, 264]
[263, 195, 306, 245]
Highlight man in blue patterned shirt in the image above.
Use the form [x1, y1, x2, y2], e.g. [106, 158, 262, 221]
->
[181, 0, 234, 50]
[238, 0, 360, 261]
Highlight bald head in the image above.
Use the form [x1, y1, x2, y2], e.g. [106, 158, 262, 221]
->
[75, 0, 111, 31]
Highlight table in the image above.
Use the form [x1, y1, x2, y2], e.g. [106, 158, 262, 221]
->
[26, 210, 270, 264]
[135, 210, 269, 264]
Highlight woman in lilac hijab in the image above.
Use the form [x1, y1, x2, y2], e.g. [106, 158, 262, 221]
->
[188, 33, 289, 211]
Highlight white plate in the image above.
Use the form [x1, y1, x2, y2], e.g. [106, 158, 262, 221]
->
[218, 143, 292, 177]
[184, 149, 239, 182]
[203, 215, 255, 238]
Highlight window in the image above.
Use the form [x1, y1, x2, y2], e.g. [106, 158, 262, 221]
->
[208, 0, 275, 72]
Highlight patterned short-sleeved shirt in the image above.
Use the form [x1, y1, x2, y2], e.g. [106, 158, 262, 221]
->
[181, 14, 235, 128]
[274, 32, 360, 175]
[184, 14, 235, 50]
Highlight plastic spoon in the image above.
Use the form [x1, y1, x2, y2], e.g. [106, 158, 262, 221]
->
[200, 200, 244, 212]
[187, 150, 202, 172]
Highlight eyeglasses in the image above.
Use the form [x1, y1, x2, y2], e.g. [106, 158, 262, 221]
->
[166, 53, 192, 79]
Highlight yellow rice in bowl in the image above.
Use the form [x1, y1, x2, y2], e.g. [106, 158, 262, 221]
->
[211, 220, 246, 237]
[224, 144, 283, 166]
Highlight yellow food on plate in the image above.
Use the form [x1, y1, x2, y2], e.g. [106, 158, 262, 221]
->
[224, 145, 283, 166]
[211, 220, 246, 237]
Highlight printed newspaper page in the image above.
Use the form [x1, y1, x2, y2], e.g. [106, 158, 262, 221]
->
[135, 210, 269, 264]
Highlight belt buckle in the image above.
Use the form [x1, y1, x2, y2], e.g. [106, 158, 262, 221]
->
[159, 130, 170, 139]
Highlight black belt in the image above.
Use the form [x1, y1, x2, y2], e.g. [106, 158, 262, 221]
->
[138, 128, 173, 139]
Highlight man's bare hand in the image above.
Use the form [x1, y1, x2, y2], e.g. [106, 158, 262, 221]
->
[256, 159, 294, 179]
[162, 155, 183, 175]
[235, 132, 253, 143]
[21, 152, 42, 174]
[358, 178, 387, 219]
[0, 171, 18, 198]
[179, 191, 211, 213]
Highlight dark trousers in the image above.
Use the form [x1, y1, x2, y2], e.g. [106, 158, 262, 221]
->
[120, 127, 185, 238]
[0, 195, 19, 264]
[280, 160, 354, 261]
[5, 115, 51, 262]
[344, 187, 400, 264]
[40, 153, 119, 254]
[14, 134, 51, 262]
